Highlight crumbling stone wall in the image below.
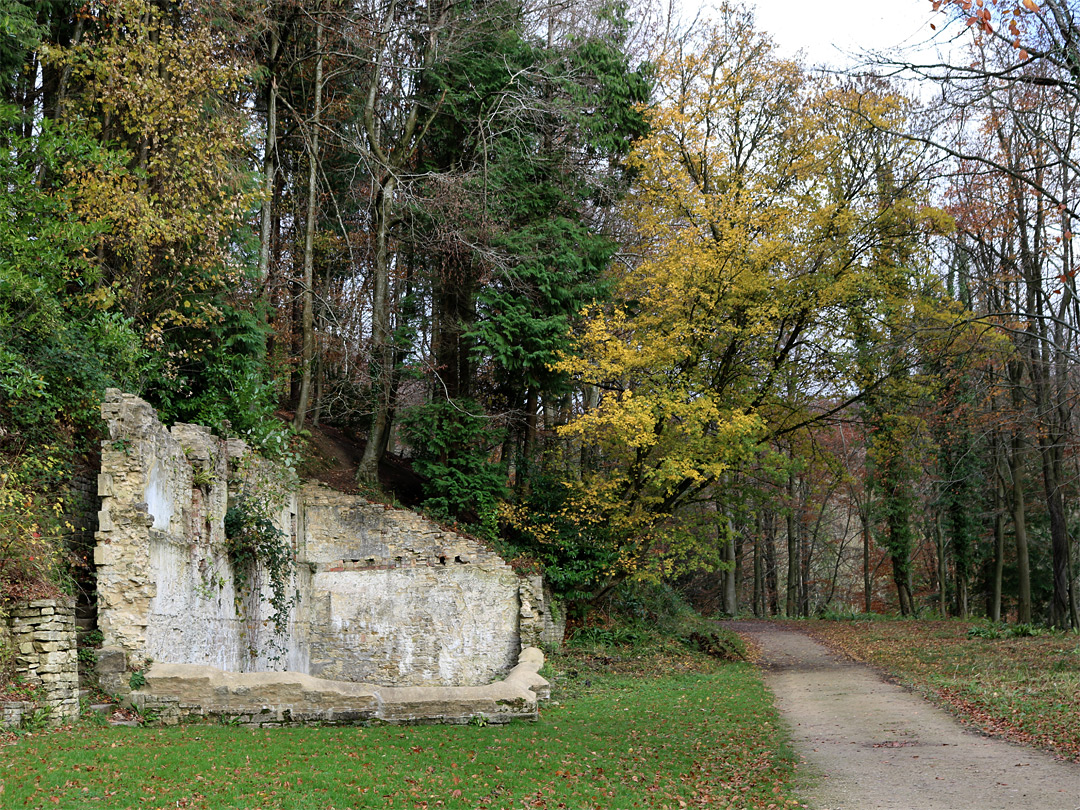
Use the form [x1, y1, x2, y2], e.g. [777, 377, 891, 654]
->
[94, 391, 545, 695]
[2, 598, 79, 728]
[518, 575, 565, 651]
[94, 391, 300, 693]
[300, 486, 520, 686]
[63, 463, 101, 633]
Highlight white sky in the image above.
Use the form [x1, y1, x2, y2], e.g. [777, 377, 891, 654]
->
[745, 0, 960, 69]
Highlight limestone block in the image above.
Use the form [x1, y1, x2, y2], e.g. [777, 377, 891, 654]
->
[30, 631, 64, 643]
[96, 647, 127, 674]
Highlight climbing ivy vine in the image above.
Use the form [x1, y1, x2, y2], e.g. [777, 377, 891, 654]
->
[223, 494, 293, 637]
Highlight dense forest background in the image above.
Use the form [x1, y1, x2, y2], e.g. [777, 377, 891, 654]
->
[1, 0, 1079, 631]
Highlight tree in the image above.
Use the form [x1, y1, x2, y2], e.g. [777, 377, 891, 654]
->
[544, 9, 951, 599]
[51, 0, 274, 436]
[918, 25, 1080, 626]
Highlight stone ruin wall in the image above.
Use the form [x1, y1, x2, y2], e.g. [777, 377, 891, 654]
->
[94, 390, 561, 696]
[1, 598, 80, 729]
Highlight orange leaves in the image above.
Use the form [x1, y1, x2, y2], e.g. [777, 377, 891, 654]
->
[936, 0, 1044, 39]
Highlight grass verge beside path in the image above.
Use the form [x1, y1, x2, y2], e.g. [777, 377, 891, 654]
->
[803, 619, 1080, 761]
[1, 651, 801, 810]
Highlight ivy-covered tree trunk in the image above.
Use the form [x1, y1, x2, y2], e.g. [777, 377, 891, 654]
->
[1008, 430, 1033, 623]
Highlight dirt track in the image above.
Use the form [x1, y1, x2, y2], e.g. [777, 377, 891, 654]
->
[730, 622, 1080, 810]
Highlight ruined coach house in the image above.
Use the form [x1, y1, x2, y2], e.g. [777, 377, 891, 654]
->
[92, 390, 559, 726]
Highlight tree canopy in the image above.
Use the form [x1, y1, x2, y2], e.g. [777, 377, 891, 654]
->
[1, 0, 1078, 629]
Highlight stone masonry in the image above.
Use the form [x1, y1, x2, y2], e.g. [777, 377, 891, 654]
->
[518, 575, 565, 651]
[132, 647, 549, 727]
[298, 484, 521, 686]
[2, 598, 80, 728]
[94, 391, 560, 719]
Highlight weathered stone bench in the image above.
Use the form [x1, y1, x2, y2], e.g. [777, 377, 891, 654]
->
[130, 647, 548, 727]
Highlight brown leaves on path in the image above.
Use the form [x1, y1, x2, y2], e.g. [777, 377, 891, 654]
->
[802, 619, 1080, 761]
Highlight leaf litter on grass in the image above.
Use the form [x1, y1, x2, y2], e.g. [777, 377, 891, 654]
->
[0, 650, 803, 810]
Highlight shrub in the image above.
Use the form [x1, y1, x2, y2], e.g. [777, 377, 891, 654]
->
[399, 399, 507, 538]
[0, 451, 70, 597]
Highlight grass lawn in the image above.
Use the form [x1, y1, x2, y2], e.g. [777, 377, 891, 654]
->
[804, 618, 1080, 761]
[0, 650, 801, 810]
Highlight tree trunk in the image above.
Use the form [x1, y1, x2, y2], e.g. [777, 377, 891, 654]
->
[991, 452, 1005, 623]
[258, 28, 280, 287]
[753, 512, 764, 617]
[786, 471, 799, 617]
[1039, 441, 1071, 627]
[356, 174, 398, 483]
[1009, 432, 1032, 623]
[293, 9, 324, 432]
[861, 506, 872, 613]
[723, 516, 737, 616]
[764, 510, 779, 616]
[935, 513, 947, 618]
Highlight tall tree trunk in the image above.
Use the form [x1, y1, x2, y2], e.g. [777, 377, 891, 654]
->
[1039, 440, 1071, 627]
[722, 515, 737, 616]
[1029, 323, 1071, 627]
[861, 506, 872, 613]
[258, 28, 280, 287]
[1009, 431, 1032, 623]
[753, 512, 764, 617]
[764, 510, 779, 616]
[991, 449, 1005, 623]
[935, 512, 947, 618]
[357, 173, 398, 482]
[293, 8, 324, 432]
[800, 478, 818, 616]
[432, 270, 472, 401]
[786, 470, 799, 617]
[890, 507, 913, 617]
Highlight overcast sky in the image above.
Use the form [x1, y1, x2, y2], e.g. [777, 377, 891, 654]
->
[746, 0, 959, 69]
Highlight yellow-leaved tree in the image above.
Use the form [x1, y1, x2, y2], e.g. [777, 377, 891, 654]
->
[524, 6, 952, 596]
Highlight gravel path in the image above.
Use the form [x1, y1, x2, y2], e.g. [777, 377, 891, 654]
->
[730, 621, 1080, 810]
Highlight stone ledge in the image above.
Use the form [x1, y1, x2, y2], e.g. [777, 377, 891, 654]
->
[134, 647, 549, 727]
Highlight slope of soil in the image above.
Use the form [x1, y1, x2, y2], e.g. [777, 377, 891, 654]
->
[287, 416, 426, 505]
[731, 621, 1080, 810]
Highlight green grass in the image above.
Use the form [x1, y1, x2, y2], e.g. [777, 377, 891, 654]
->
[806, 618, 1080, 761]
[1, 659, 799, 810]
